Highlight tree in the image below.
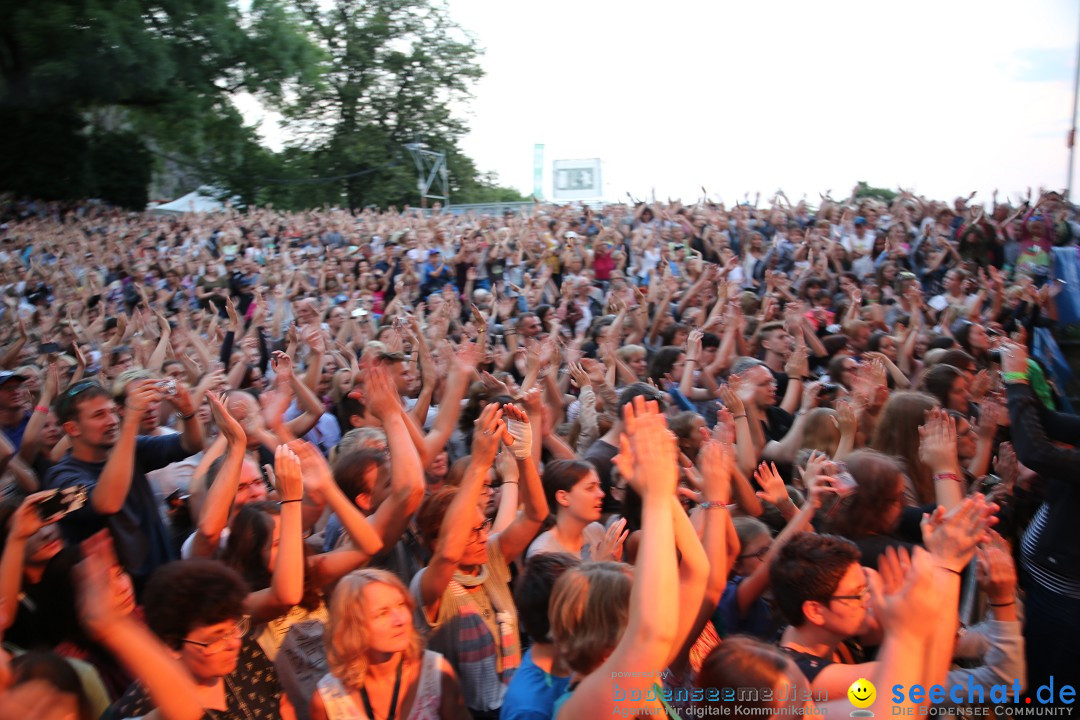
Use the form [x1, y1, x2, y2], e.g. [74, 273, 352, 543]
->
[285, 0, 484, 209]
[853, 181, 899, 204]
[0, 0, 321, 205]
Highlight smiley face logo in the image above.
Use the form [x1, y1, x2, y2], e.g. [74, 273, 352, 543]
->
[848, 678, 876, 711]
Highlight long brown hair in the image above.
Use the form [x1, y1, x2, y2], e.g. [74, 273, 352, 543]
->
[870, 391, 939, 505]
[822, 450, 906, 538]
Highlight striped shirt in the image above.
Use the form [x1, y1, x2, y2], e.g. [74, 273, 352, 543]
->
[1020, 504, 1080, 599]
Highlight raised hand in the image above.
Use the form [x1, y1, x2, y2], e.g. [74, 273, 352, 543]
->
[975, 401, 1002, 440]
[919, 408, 959, 474]
[274, 444, 304, 503]
[356, 365, 400, 421]
[920, 494, 998, 573]
[8, 491, 58, 540]
[502, 402, 532, 459]
[784, 345, 809, 379]
[568, 361, 591, 390]
[698, 440, 733, 505]
[75, 531, 134, 641]
[471, 402, 512, 467]
[726, 375, 753, 413]
[993, 442, 1018, 494]
[595, 517, 629, 562]
[835, 399, 857, 437]
[617, 395, 678, 498]
[270, 350, 294, 384]
[207, 393, 246, 447]
[124, 379, 163, 414]
[976, 532, 1017, 606]
[287, 439, 333, 504]
[754, 461, 788, 506]
[871, 545, 942, 641]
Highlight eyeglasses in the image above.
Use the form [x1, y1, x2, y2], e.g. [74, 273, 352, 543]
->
[183, 617, 249, 654]
[829, 589, 870, 605]
[470, 518, 494, 541]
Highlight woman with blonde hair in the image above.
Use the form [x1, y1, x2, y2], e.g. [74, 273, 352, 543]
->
[312, 568, 469, 720]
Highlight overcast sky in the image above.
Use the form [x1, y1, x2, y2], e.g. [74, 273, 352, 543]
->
[444, 0, 1080, 205]
[245, 0, 1080, 205]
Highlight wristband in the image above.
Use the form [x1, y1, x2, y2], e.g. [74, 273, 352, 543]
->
[989, 600, 1015, 607]
[732, 414, 747, 420]
[502, 481, 519, 485]
[933, 472, 960, 483]
[177, 411, 196, 421]
[34, 405, 49, 414]
[699, 501, 728, 510]
[1002, 371, 1028, 384]
[279, 499, 303, 505]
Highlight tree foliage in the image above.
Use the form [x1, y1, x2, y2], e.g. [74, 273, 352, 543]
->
[0, 0, 320, 206]
[0, 0, 525, 209]
[853, 181, 899, 204]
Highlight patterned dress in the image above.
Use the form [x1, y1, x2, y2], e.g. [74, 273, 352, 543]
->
[105, 635, 283, 720]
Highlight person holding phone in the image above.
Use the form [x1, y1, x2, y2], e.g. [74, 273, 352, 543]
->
[0, 492, 138, 700]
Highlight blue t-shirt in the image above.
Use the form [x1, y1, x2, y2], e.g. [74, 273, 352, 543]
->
[45, 434, 193, 582]
[712, 575, 775, 640]
[3, 414, 29, 451]
[500, 647, 570, 720]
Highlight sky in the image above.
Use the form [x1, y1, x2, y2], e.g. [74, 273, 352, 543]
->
[246, 0, 1080, 205]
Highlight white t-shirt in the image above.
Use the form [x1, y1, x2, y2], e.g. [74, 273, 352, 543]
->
[526, 523, 607, 561]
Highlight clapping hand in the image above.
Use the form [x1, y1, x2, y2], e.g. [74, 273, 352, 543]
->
[920, 494, 998, 573]
[595, 518, 629, 562]
[274, 444, 304, 503]
[614, 395, 678, 499]
[919, 408, 959, 475]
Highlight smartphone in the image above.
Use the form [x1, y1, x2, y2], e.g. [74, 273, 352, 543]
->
[35, 485, 88, 521]
[827, 462, 857, 497]
[38, 342, 61, 355]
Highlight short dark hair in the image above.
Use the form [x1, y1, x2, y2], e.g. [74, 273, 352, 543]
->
[617, 382, 666, 414]
[542, 459, 595, 515]
[143, 559, 249, 650]
[333, 447, 384, 502]
[769, 533, 860, 627]
[514, 553, 580, 642]
[53, 381, 111, 425]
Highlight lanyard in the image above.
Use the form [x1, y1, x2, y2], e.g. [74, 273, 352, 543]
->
[360, 656, 403, 720]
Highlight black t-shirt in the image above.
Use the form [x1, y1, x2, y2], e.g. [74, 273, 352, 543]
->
[762, 406, 795, 443]
[779, 646, 832, 683]
[584, 438, 620, 516]
[45, 435, 193, 583]
[767, 365, 790, 403]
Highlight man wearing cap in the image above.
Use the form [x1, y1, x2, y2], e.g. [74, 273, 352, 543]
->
[841, 216, 876, 260]
[420, 248, 453, 298]
[0, 370, 30, 450]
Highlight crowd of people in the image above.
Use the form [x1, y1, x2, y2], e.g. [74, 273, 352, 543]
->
[0, 185, 1076, 720]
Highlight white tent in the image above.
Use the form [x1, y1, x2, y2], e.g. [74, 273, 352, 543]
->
[148, 187, 234, 215]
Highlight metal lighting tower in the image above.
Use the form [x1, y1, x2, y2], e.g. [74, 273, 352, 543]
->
[405, 142, 449, 209]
